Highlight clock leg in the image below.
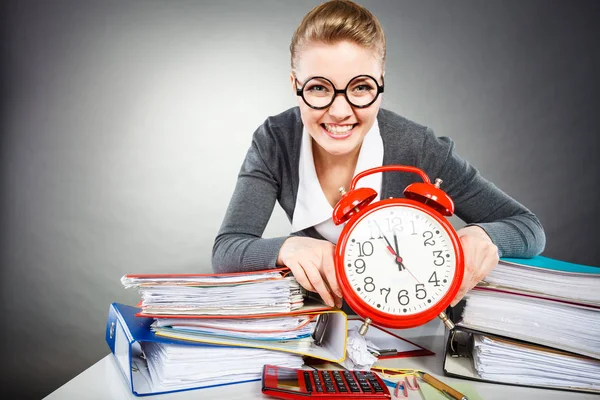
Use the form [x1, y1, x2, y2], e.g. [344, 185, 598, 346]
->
[358, 317, 372, 335]
[438, 312, 455, 330]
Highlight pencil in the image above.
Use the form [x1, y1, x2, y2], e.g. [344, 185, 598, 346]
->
[418, 371, 468, 400]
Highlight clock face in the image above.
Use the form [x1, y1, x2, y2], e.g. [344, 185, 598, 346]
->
[341, 204, 458, 317]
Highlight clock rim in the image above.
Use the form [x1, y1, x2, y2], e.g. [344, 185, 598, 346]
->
[334, 198, 464, 329]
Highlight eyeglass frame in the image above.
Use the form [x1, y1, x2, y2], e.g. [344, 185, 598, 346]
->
[294, 74, 385, 110]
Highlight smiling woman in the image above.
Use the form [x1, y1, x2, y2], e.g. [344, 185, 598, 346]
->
[211, 0, 546, 313]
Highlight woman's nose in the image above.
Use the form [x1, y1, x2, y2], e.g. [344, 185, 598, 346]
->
[327, 93, 353, 119]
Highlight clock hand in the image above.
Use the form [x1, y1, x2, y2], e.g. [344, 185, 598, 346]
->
[392, 231, 405, 270]
[389, 232, 421, 283]
[374, 222, 421, 283]
[374, 222, 413, 274]
[375, 222, 401, 260]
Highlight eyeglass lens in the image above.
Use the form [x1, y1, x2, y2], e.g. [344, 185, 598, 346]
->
[301, 76, 380, 108]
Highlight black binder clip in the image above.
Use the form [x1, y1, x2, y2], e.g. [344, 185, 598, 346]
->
[311, 313, 330, 346]
[449, 329, 474, 358]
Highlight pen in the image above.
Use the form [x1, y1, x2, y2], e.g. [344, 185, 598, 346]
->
[377, 348, 398, 356]
[418, 371, 468, 400]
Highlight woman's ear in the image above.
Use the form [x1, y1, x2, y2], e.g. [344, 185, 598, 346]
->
[289, 72, 296, 93]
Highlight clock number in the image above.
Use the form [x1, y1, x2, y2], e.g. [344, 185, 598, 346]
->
[364, 277, 376, 292]
[380, 287, 390, 303]
[357, 241, 374, 257]
[415, 283, 427, 300]
[368, 220, 384, 240]
[354, 258, 366, 274]
[428, 271, 440, 287]
[423, 231, 435, 246]
[409, 220, 417, 235]
[397, 289, 410, 306]
[388, 216, 403, 233]
[433, 250, 444, 266]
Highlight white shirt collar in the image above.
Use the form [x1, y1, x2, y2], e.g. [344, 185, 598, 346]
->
[291, 120, 384, 237]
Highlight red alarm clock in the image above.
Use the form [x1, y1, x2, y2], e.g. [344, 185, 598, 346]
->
[333, 165, 464, 334]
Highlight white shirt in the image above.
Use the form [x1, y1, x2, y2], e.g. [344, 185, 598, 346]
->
[291, 121, 384, 243]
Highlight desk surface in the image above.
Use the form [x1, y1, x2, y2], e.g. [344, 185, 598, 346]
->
[45, 319, 597, 400]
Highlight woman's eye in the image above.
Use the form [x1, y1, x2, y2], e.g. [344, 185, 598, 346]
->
[307, 85, 328, 92]
[353, 84, 373, 92]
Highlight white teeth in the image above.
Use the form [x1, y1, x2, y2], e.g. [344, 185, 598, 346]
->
[323, 124, 354, 134]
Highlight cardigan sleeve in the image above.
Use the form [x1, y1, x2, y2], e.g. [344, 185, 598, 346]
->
[212, 121, 289, 273]
[417, 128, 546, 258]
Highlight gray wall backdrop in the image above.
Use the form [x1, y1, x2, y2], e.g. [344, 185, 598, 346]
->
[2, 0, 599, 398]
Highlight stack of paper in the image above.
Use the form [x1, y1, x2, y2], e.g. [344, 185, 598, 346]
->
[445, 256, 600, 394]
[152, 315, 315, 340]
[121, 271, 305, 316]
[481, 257, 600, 306]
[137, 343, 303, 393]
[472, 334, 600, 391]
[460, 289, 600, 359]
[120, 270, 335, 350]
[118, 269, 350, 395]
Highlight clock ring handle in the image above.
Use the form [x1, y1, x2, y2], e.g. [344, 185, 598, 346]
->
[350, 165, 430, 190]
[350, 164, 454, 216]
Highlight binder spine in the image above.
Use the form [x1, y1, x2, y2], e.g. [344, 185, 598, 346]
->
[106, 303, 136, 394]
[106, 303, 119, 354]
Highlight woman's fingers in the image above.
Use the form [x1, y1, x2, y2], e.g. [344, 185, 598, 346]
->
[277, 237, 342, 308]
[287, 261, 315, 292]
[322, 244, 342, 297]
[451, 231, 499, 307]
[302, 259, 335, 307]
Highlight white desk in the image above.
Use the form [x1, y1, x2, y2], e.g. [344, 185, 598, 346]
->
[46, 320, 597, 399]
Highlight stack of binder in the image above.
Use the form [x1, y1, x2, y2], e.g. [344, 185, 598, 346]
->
[108, 268, 348, 396]
[443, 256, 600, 394]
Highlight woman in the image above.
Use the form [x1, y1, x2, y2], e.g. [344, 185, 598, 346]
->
[212, 0, 545, 310]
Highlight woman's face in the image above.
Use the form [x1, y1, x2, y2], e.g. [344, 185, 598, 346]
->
[292, 40, 384, 158]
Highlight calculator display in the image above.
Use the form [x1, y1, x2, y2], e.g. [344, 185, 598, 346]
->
[275, 368, 303, 392]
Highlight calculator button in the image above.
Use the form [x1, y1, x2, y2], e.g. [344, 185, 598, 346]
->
[341, 371, 361, 393]
[371, 383, 384, 392]
[358, 382, 372, 392]
[366, 377, 383, 390]
[303, 372, 312, 392]
[311, 372, 323, 392]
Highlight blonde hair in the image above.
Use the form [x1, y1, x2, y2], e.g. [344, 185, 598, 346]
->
[290, 0, 386, 72]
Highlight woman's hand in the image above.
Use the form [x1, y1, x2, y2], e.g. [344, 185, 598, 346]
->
[451, 226, 499, 307]
[277, 236, 343, 308]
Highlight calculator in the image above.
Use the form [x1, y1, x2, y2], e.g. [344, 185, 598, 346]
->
[262, 365, 391, 399]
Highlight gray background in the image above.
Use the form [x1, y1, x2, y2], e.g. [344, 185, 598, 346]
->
[2, 0, 599, 398]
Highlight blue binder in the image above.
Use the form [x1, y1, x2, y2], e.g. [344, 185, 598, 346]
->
[105, 302, 260, 396]
[501, 255, 599, 274]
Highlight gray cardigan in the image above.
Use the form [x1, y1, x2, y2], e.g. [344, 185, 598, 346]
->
[212, 107, 545, 273]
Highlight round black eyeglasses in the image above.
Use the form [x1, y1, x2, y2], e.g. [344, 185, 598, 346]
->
[295, 75, 384, 110]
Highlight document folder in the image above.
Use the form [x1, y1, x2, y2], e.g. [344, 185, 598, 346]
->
[152, 308, 349, 363]
[442, 254, 600, 396]
[442, 325, 600, 394]
[105, 302, 261, 396]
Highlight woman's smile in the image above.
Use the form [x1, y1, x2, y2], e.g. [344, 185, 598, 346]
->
[321, 123, 357, 139]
